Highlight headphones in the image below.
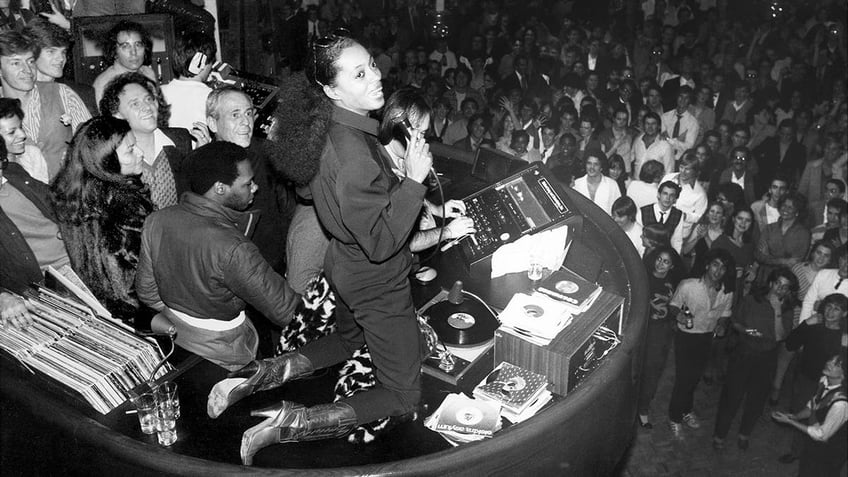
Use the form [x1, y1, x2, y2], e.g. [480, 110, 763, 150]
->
[188, 52, 209, 76]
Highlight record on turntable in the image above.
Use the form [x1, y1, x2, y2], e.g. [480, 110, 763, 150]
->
[427, 298, 499, 347]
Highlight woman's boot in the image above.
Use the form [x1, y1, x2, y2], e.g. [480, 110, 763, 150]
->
[240, 400, 357, 465]
[207, 352, 314, 418]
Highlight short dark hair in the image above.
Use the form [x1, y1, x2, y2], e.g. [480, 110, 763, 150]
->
[0, 98, 23, 121]
[0, 30, 38, 58]
[510, 129, 530, 146]
[698, 247, 735, 288]
[102, 20, 152, 66]
[466, 113, 489, 134]
[639, 160, 665, 183]
[826, 198, 848, 217]
[678, 151, 700, 172]
[644, 111, 661, 124]
[306, 31, 359, 87]
[612, 196, 637, 221]
[172, 31, 217, 78]
[459, 97, 479, 110]
[378, 87, 431, 146]
[826, 178, 847, 194]
[658, 180, 681, 197]
[22, 19, 71, 50]
[584, 148, 608, 170]
[730, 145, 750, 159]
[184, 141, 250, 194]
[778, 191, 807, 221]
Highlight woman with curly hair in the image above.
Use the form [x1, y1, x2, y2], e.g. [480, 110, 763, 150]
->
[50, 116, 151, 320]
[99, 72, 203, 210]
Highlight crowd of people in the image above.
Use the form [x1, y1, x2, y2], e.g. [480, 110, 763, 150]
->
[0, 0, 846, 474]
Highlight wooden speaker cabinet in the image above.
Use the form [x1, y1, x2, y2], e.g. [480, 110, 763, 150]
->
[72, 14, 176, 87]
[494, 289, 624, 396]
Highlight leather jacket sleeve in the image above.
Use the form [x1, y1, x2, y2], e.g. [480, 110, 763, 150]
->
[222, 240, 299, 327]
[135, 220, 164, 311]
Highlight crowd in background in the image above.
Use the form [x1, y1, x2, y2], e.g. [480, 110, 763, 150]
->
[0, 0, 846, 474]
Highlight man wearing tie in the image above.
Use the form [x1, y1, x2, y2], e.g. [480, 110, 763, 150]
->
[661, 87, 699, 162]
[638, 180, 685, 253]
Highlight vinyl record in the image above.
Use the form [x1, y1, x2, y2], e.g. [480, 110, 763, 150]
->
[427, 298, 498, 346]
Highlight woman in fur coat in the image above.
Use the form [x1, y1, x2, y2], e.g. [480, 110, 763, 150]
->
[51, 116, 153, 321]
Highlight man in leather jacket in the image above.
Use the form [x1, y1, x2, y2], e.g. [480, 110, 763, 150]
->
[135, 141, 298, 370]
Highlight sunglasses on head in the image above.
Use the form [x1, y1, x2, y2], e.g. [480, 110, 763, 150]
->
[312, 28, 351, 85]
[313, 28, 351, 48]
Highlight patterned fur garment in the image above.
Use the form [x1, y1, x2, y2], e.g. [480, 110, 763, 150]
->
[277, 273, 435, 444]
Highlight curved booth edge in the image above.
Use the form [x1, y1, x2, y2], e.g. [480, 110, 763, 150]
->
[0, 168, 649, 477]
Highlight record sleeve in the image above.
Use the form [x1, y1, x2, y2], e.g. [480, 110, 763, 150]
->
[497, 292, 572, 341]
[473, 361, 550, 415]
[535, 267, 602, 312]
[432, 393, 501, 437]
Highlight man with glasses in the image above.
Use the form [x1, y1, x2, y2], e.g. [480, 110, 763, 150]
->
[713, 146, 757, 205]
[0, 30, 90, 181]
[92, 20, 157, 104]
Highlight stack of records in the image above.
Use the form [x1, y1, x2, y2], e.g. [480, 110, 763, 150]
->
[473, 362, 552, 423]
[0, 287, 171, 414]
[424, 393, 502, 446]
[497, 292, 573, 346]
[535, 267, 602, 315]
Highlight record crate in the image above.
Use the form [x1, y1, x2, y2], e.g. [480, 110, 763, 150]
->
[494, 289, 624, 396]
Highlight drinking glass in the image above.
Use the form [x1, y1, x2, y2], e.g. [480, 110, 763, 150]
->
[133, 393, 157, 435]
[155, 402, 178, 446]
[528, 258, 544, 282]
[156, 381, 180, 419]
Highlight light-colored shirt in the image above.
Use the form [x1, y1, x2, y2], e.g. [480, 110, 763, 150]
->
[805, 378, 848, 442]
[11, 145, 49, 184]
[623, 221, 645, 256]
[636, 202, 685, 253]
[670, 278, 734, 334]
[799, 269, 848, 323]
[161, 79, 213, 130]
[633, 132, 675, 179]
[661, 109, 700, 160]
[626, 181, 659, 209]
[572, 175, 621, 216]
[663, 172, 707, 238]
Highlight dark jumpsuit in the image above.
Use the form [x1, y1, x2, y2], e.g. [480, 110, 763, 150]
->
[303, 106, 426, 424]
